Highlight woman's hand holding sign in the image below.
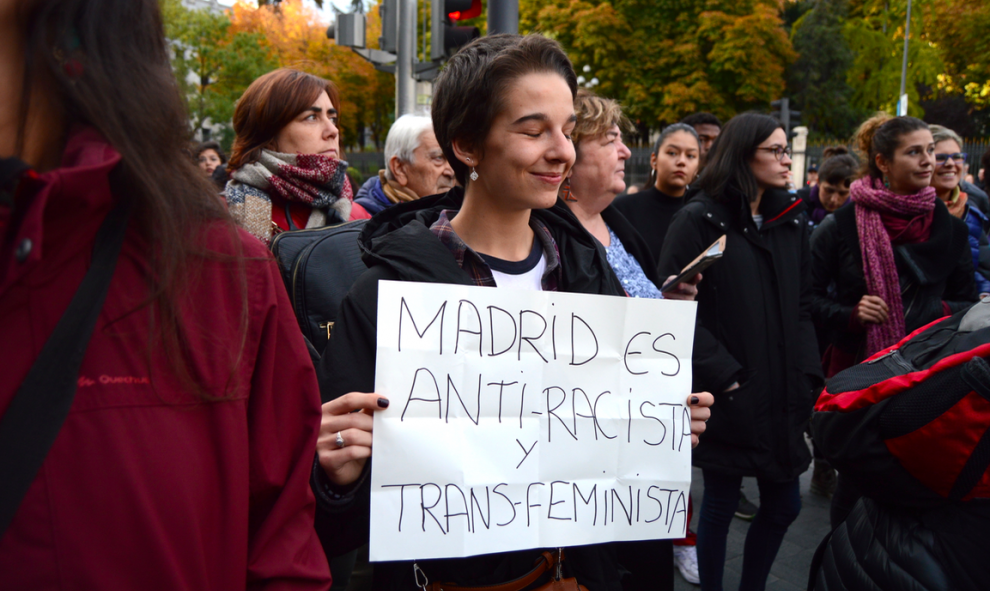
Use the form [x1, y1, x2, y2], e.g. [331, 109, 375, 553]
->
[688, 391, 714, 448]
[317, 392, 389, 486]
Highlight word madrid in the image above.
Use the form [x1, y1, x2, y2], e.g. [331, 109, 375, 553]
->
[371, 282, 697, 560]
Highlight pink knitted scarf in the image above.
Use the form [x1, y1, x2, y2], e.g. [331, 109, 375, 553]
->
[849, 176, 937, 354]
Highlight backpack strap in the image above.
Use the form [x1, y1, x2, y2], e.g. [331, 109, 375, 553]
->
[0, 198, 130, 537]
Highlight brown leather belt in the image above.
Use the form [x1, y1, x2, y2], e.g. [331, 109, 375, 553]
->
[424, 550, 556, 591]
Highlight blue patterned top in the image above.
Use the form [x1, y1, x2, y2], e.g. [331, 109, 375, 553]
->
[604, 227, 663, 300]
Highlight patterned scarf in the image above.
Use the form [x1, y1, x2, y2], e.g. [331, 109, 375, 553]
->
[850, 176, 937, 354]
[225, 150, 353, 243]
[943, 185, 969, 219]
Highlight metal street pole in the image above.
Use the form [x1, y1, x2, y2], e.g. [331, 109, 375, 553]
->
[488, 0, 518, 35]
[898, 0, 913, 116]
[395, 0, 417, 117]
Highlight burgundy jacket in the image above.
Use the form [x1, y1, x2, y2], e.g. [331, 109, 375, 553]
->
[0, 129, 331, 590]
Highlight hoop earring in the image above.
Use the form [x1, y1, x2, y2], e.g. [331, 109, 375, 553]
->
[470, 167, 479, 182]
[561, 178, 576, 202]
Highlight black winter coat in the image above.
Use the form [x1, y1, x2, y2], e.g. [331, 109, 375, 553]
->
[810, 200, 978, 365]
[601, 206, 738, 393]
[316, 187, 628, 591]
[657, 188, 823, 482]
[813, 497, 990, 591]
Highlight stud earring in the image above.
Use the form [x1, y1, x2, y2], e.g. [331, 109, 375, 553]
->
[470, 167, 479, 182]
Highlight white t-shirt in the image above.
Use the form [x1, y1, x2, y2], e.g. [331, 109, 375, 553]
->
[480, 238, 546, 291]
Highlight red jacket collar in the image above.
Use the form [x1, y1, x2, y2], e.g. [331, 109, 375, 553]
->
[1, 127, 122, 293]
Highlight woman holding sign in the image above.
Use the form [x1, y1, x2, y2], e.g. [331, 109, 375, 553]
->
[658, 114, 824, 591]
[314, 34, 714, 591]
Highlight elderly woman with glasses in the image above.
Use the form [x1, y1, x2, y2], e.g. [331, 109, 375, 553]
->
[929, 125, 990, 296]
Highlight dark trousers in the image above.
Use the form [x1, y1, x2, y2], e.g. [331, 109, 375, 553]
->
[615, 539, 674, 591]
[696, 470, 801, 591]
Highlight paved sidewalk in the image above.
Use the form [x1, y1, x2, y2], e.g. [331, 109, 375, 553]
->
[673, 458, 832, 591]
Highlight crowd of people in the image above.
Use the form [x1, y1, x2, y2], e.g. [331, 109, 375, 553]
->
[3, 1, 990, 591]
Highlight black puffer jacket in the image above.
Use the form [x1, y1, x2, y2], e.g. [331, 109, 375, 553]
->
[657, 188, 823, 482]
[813, 486, 990, 590]
[810, 200, 978, 366]
[316, 187, 627, 591]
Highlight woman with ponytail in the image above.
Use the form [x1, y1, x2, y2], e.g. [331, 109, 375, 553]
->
[809, 114, 978, 525]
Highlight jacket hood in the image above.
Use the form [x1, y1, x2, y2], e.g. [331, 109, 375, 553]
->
[356, 186, 626, 295]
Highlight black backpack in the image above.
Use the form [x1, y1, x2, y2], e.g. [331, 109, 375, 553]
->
[269, 220, 368, 361]
[813, 300, 990, 507]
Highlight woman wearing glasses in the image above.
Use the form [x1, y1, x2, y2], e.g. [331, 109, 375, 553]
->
[809, 114, 977, 526]
[657, 113, 824, 591]
[929, 125, 990, 296]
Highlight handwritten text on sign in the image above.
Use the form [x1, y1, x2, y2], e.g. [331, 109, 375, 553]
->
[370, 281, 697, 561]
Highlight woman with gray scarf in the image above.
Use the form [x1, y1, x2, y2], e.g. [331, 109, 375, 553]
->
[225, 68, 357, 244]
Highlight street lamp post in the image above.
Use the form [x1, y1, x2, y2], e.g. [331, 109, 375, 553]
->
[897, 0, 912, 116]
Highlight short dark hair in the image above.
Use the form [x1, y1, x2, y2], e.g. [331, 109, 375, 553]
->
[854, 113, 929, 182]
[697, 112, 781, 203]
[229, 68, 339, 171]
[981, 147, 990, 175]
[432, 34, 578, 186]
[818, 154, 858, 186]
[195, 140, 227, 164]
[680, 112, 722, 130]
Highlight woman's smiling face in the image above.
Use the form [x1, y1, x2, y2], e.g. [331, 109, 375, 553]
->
[461, 72, 577, 212]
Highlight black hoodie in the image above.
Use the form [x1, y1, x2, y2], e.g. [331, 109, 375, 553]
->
[315, 187, 627, 591]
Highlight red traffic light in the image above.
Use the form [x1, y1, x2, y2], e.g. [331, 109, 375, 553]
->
[448, 0, 482, 21]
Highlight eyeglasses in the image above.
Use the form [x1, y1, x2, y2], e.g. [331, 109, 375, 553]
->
[935, 152, 967, 166]
[756, 145, 792, 161]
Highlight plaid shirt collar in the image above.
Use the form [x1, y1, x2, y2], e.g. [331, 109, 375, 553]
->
[429, 209, 561, 291]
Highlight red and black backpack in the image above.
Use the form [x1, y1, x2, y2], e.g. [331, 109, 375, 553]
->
[812, 301, 990, 506]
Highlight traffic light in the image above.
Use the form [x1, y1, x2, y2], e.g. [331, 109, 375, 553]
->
[431, 0, 481, 61]
[771, 98, 802, 138]
[379, 0, 398, 54]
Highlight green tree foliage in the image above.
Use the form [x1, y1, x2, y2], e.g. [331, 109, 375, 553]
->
[789, 0, 865, 138]
[929, 0, 990, 108]
[524, 0, 795, 128]
[843, 0, 943, 117]
[161, 0, 277, 146]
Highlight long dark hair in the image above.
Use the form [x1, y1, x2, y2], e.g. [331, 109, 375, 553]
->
[17, 0, 245, 398]
[697, 112, 782, 203]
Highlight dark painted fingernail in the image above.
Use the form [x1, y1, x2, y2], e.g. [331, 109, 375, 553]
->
[691, 396, 700, 405]
[377, 397, 390, 408]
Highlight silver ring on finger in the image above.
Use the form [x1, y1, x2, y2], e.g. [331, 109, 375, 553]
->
[335, 431, 346, 448]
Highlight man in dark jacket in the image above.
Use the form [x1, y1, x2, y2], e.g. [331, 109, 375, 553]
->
[352, 114, 455, 217]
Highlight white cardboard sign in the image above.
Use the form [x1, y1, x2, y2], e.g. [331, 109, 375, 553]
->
[370, 280, 697, 562]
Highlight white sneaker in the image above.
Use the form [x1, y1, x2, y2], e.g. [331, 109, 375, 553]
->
[673, 545, 700, 585]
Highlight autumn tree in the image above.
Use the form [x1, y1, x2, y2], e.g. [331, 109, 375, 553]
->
[525, 0, 795, 129]
[929, 0, 990, 109]
[161, 0, 276, 146]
